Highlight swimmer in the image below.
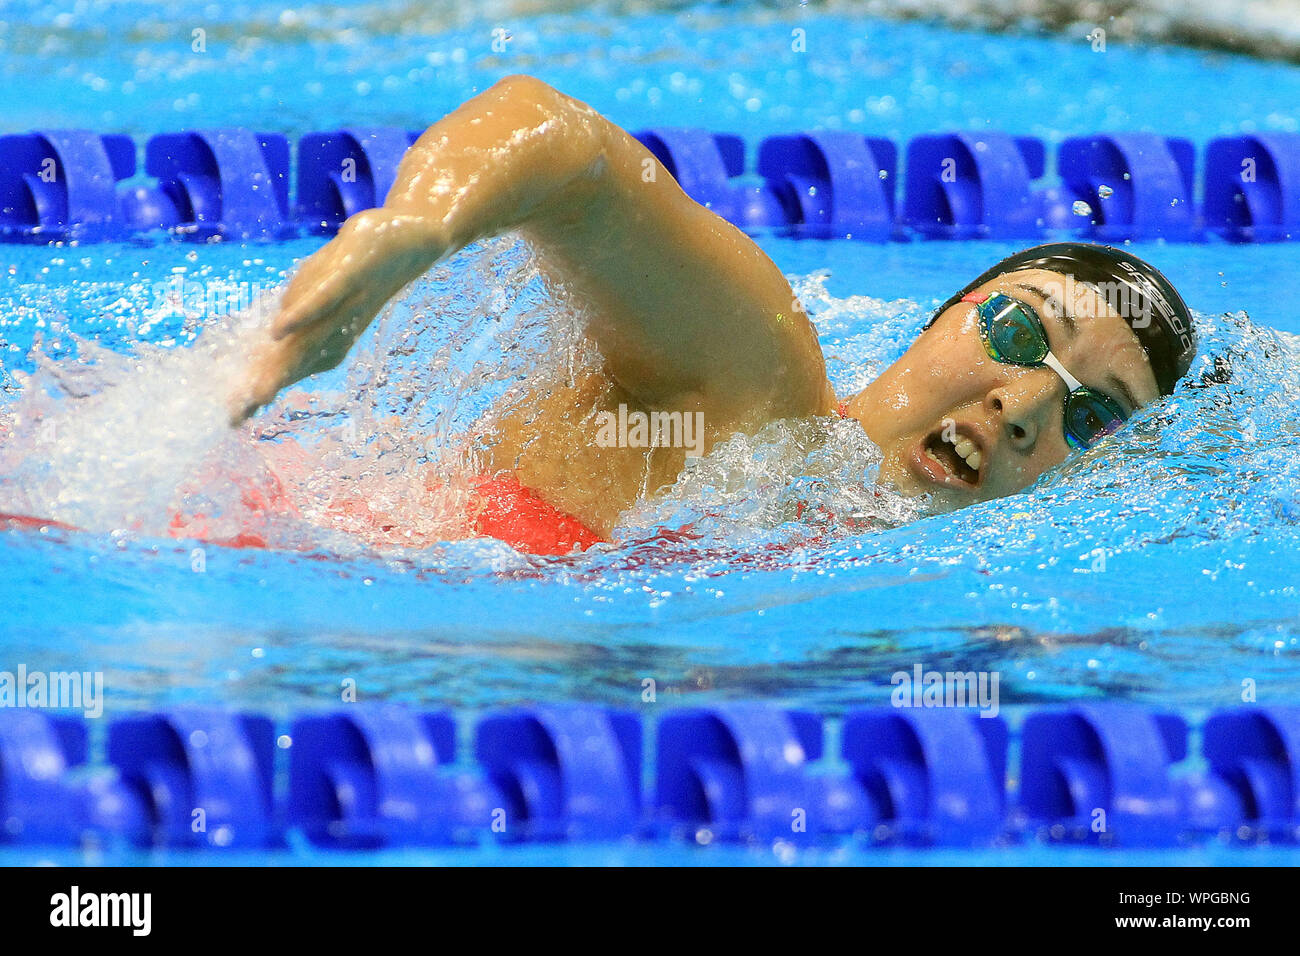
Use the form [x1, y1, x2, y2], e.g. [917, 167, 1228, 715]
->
[230, 75, 1197, 543]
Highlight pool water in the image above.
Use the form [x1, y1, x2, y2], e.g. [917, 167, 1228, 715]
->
[1, 1, 1299, 864]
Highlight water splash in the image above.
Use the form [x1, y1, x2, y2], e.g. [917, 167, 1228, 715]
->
[618, 416, 924, 547]
[0, 235, 601, 553]
[0, 289, 274, 535]
[2, 235, 1298, 587]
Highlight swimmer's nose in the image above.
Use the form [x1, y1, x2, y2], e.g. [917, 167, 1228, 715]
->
[985, 370, 1060, 451]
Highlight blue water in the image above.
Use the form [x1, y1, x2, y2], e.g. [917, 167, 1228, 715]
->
[1, 2, 1299, 864]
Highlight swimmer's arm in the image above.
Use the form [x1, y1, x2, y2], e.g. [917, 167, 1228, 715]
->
[232, 74, 834, 426]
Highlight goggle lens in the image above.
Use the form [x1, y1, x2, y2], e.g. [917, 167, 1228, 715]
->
[1064, 388, 1126, 450]
[982, 295, 1049, 365]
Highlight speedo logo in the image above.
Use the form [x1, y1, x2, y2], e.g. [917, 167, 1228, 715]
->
[1113, 261, 1193, 348]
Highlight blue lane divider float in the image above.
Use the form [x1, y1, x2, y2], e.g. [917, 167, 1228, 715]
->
[756, 132, 897, 239]
[288, 706, 497, 848]
[1201, 707, 1300, 837]
[6, 126, 1300, 243]
[0, 130, 136, 241]
[1019, 704, 1189, 845]
[1057, 133, 1198, 241]
[476, 705, 641, 840]
[131, 130, 293, 240]
[0, 711, 95, 843]
[902, 131, 1047, 239]
[296, 128, 421, 234]
[0, 710, 159, 846]
[107, 709, 278, 848]
[840, 709, 1008, 844]
[655, 704, 827, 841]
[5, 703, 1300, 850]
[1203, 133, 1300, 242]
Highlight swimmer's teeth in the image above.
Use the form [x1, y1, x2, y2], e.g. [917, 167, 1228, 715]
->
[948, 435, 982, 475]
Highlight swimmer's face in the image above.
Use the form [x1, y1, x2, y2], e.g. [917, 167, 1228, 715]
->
[851, 267, 1160, 510]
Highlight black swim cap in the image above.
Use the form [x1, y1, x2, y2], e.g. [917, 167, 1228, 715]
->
[926, 242, 1197, 395]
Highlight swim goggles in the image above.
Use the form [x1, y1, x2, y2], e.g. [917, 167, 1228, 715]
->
[964, 291, 1128, 451]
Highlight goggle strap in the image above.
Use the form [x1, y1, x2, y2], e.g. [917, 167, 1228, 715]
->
[1041, 350, 1084, 393]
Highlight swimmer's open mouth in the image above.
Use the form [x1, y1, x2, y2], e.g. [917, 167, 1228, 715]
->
[909, 424, 986, 490]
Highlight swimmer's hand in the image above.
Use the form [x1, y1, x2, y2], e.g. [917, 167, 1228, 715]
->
[229, 209, 443, 425]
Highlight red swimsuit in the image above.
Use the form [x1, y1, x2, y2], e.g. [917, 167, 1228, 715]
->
[2, 471, 604, 557]
[466, 473, 603, 555]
